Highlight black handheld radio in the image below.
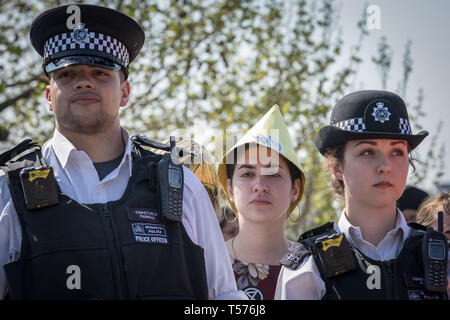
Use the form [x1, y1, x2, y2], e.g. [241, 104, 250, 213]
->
[157, 137, 184, 222]
[422, 211, 448, 293]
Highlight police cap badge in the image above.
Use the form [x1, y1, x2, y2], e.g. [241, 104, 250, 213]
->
[29, 4, 145, 78]
[315, 90, 429, 155]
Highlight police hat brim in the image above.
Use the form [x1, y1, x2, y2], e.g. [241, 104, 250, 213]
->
[30, 4, 144, 77]
[315, 125, 429, 156]
[45, 55, 122, 74]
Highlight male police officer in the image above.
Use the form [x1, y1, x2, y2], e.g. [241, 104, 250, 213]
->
[0, 4, 245, 299]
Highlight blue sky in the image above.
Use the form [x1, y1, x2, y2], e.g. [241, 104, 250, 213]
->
[338, 0, 450, 191]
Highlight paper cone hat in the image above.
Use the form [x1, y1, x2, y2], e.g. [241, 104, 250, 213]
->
[218, 105, 306, 215]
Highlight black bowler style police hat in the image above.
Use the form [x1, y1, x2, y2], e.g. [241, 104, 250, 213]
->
[29, 4, 145, 78]
[315, 90, 429, 156]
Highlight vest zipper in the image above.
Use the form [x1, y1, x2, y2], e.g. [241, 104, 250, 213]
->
[384, 260, 394, 299]
[103, 203, 127, 299]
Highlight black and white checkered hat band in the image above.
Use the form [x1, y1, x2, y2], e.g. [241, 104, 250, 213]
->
[333, 117, 412, 135]
[333, 118, 366, 132]
[44, 32, 129, 66]
[399, 118, 412, 135]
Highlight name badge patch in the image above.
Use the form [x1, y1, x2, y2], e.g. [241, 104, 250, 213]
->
[127, 207, 159, 222]
[131, 223, 168, 244]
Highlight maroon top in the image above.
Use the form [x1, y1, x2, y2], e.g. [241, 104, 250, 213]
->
[231, 258, 282, 300]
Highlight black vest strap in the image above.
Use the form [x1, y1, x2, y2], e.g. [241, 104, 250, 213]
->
[0, 139, 47, 262]
[0, 139, 44, 172]
[280, 242, 311, 270]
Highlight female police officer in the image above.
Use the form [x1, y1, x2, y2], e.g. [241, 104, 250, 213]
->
[275, 90, 448, 300]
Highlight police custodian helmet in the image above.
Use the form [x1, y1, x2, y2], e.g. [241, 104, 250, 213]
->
[315, 90, 429, 156]
[29, 4, 145, 78]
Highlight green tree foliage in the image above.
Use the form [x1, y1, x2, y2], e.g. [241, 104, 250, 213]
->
[0, 0, 444, 240]
[371, 37, 446, 193]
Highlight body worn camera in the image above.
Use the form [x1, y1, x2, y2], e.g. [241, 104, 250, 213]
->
[315, 233, 356, 278]
[422, 226, 448, 293]
[157, 138, 183, 222]
[20, 166, 59, 210]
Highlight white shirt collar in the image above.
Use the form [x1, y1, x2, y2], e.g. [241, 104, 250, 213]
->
[51, 127, 133, 176]
[337, 207, 410, 249]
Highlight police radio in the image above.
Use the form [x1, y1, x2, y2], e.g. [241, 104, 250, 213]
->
[158, 137, 183, 222]
[422, 211, 448, 293]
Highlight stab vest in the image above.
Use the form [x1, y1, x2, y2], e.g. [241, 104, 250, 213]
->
[281, 222, 447, 300]
[0, 139, 209, 300]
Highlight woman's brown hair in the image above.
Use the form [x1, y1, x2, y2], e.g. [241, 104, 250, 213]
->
[415, 191, 450, 227]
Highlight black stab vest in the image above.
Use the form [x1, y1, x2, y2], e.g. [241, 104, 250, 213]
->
[289, 222, 447, 300]
[1, 140, 209, 300]
[318, 228, 428, 300]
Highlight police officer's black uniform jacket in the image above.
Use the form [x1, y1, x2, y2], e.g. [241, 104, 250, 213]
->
[280, 218, 448, 300]
[0, 137, 209, 300]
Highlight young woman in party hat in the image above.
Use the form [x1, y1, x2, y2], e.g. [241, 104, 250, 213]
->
[217, 105, 306, 300]
[275, 90, 448, 300]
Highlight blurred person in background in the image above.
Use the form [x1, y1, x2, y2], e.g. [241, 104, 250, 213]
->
[397, 185, 430, 223]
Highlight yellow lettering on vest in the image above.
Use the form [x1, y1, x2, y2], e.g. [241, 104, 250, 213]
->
[28, 169, 50, 182]
[321, 234, 343, 251]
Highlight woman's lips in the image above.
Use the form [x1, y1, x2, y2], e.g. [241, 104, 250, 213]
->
[250, 198, 272, 205]
[373, 181, 393, 189]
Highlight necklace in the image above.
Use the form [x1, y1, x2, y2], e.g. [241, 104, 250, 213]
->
[231, 237, 238, 260]
[231, 237, 293, 261]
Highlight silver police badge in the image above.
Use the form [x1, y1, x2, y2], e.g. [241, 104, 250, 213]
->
[71, 23, 90, 43]
[371, 101, 391, 123]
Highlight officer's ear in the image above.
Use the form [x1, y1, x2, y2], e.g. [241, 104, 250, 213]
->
[45, 85, 53, 111]
[119, 78, 130, 107]
[329, 159, 343, 181]
[119, 68, 130, 107]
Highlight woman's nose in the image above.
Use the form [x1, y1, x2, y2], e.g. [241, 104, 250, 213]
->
[376, 154, 392, 175]
[252, 175, 269, 193]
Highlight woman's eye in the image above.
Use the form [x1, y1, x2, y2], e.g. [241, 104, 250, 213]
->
[392, 149, 405, 156]
[241, 172, 254, 177]
[270, 173, 281, 177]
[360, 149, 374, 156]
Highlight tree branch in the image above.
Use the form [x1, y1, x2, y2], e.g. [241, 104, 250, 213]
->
[0, 87, 38, 113]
